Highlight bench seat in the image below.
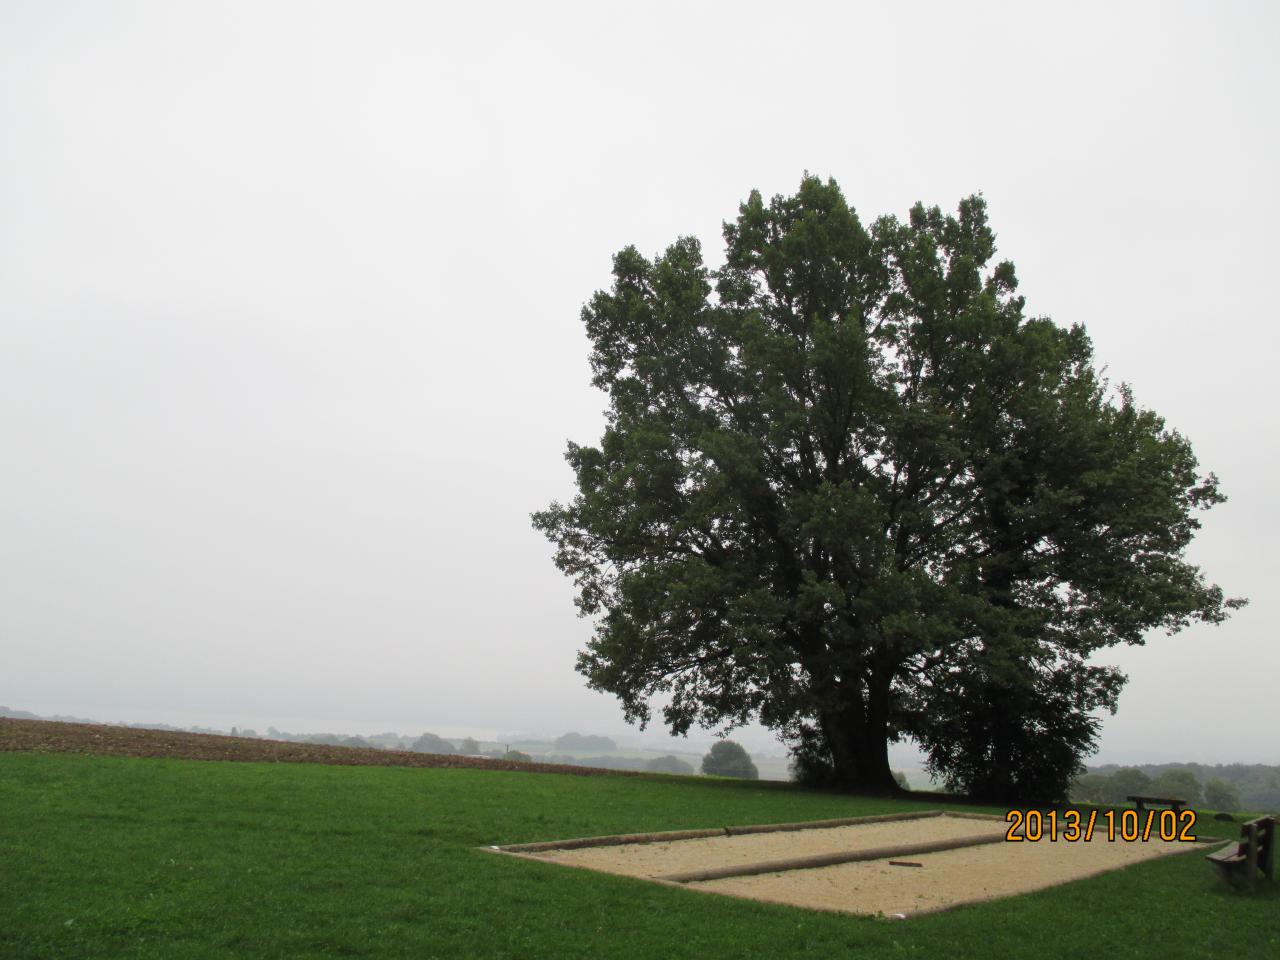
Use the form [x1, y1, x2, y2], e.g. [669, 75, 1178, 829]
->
[1206, 815, 1276, 890]
[1205, 843, 1244, 866]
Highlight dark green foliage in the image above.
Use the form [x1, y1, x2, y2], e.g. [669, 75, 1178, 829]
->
[1091, 763, 1280, 813]
[1151, 769, 1204, 804]
[1069, 772, 1114, 804]
[4, 753, 1278, 960]
[534, 176, 1240, 802]
[645, 754, 696, 775]
[701, 740, 759, 779]
[1104, 768, 1156, 803]
[411, 732, 456, 755]
[1073, 768, 1220, 807]
[459, 737, 481, 754]
[909, 664, 1109, 804]
[504, 750, 532, 763]
[787, 724, 855, 789]
[1205, 778, 1243, 812]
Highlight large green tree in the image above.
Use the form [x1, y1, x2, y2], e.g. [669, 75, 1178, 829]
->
[533, 177, 1240, 801]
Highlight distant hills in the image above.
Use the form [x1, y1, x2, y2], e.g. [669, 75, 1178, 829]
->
[11, 706, 1269, 804]
[0, 706, 711, 776]
[1086, 762, 1280, 813]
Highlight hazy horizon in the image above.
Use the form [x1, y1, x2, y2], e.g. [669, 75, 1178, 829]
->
[4, 2, 1277, 771]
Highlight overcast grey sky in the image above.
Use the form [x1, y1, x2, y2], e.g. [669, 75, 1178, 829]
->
[2, 1, 1276, 764]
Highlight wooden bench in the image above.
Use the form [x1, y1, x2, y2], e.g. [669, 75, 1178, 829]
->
[1206, 816, 1277, 891]
[1127, 794, 1187, 814]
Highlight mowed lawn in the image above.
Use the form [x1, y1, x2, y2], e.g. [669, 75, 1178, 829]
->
[1, 753, 1276, 959]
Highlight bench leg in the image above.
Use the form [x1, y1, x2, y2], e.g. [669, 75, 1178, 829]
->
[1262, 823, 1275, 882]
[1244, 823, 1259, 892]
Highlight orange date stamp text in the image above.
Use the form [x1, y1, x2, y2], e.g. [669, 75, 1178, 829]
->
[1003, 808, 1197, 843]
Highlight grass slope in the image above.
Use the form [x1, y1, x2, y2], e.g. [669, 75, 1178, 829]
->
[2, 753, 1276, 959]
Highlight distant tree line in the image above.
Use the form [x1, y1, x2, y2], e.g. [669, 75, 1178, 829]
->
[263, 726, 710, 773]
[1, 708, 744, 780]
[410, 732, 455, 754]
[1070, 766, 1257, 812]
[554, 732, 619, 752]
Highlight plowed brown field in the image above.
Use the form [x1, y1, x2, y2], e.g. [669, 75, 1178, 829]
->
[0, 716, 639, 777]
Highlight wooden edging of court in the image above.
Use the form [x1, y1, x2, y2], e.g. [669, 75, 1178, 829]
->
[657, 830, 1005, 883]
[490, 808, 968, 854]
[482, 811, 1219, 920]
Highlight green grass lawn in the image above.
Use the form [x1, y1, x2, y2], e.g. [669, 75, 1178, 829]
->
[2, 753, 1275, 959]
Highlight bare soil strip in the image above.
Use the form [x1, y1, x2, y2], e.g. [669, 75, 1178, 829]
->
[0, 717, 638, 778]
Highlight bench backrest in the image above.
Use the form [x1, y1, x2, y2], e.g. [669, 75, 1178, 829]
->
[1241, 816, 1276, 881]
[1244, 819, 1274, 839]
[1241, 816, 1274, 838]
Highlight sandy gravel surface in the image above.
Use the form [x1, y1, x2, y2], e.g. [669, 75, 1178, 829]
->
[530, 814, 1008, 878]
[694, 831, 1195, 916]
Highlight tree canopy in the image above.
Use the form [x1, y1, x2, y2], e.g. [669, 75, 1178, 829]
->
[701, 740, 759, 779]
[1151, 769, 1203, 804]
[1204, 778, 1241, 812]
[410, 732, 456, 755]
[534, 176, 1240, 802]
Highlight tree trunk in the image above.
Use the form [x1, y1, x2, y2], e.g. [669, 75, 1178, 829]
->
[819, 672, 901, 793]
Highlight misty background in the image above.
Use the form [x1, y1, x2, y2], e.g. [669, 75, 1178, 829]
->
[2, 1, 1276, 767]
